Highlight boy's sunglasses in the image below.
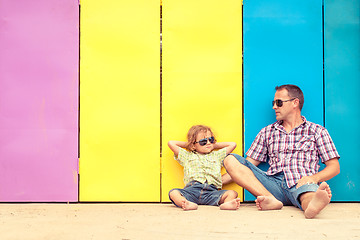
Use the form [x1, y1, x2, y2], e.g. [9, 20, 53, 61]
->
[272, 98, 296, 107]
[195, 136, 215, 146]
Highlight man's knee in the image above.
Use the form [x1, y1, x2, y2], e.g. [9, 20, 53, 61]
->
[224, 153, 247, 166]
[224, 154, 249, 175]
[223, 155, 239, 170]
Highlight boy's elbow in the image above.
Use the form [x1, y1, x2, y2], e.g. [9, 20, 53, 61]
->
[229, 142, 237, 152]
[232, 142, 237, 149]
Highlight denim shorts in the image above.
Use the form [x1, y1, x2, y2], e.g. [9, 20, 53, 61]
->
[169, 181, 227, 207]
[230, 154, 319, 209]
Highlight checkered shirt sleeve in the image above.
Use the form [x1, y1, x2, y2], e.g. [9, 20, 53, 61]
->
[316, 128, 340, 162]
[246, 128, 268, 162]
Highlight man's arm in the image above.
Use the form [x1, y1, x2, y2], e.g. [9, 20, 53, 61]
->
[246, 156, 262, 167]
[296, 158, 340, 188]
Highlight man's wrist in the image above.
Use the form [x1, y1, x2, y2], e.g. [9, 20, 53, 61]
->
[312, 175, 321, 183]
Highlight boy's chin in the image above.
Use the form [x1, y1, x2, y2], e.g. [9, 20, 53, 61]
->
[203, 149, 213, 154]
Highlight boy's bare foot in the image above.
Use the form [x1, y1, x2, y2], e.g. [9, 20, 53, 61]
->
[304, 182, 331, 219]
[220, 198, 241, 210]
[182, 200, 198, 211]
[255, 196, 283, 210]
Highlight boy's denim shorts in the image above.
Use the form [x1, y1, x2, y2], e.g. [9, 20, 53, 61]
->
[169, 181, 227, 207]
[230, 154, 319, 210]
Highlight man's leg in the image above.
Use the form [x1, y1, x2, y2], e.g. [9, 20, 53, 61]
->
[299, 182, 332, 219]
[223, 154, 283, 210]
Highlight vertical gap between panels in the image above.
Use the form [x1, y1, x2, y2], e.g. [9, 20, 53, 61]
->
[160, 1, 163, 202]
[241, 1, 245, 201]
[322, 0, 326, 127]
[78, 2, 81, 202]
[241, 1, 245, 158]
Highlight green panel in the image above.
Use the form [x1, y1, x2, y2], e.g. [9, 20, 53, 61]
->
[324, 0, 360, 201]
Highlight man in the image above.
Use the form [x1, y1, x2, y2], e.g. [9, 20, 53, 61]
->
[223, 84, 340, 218]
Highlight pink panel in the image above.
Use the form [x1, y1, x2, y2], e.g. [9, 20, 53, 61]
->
[0, 0, 79, 201]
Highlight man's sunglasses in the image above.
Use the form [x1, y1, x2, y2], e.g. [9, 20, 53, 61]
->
[195, 136, 215, 146]
[272, 98, 296, 107]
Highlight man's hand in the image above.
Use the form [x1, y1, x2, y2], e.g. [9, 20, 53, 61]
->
[296, 158, 340, 189]
[296, 175, 319, 189]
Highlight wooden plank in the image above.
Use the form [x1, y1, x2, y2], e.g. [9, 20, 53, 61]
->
[243, 0, 323, 201]
[79, 0, 160, 201]
[162, 0, 243, 202]
[324, 0, 360, 201]
[0, 0, 79, 202]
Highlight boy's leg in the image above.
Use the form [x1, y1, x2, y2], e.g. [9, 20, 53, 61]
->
[218, 190, 240, 210]
[224, 154, 283, 210]
[198, 184, 240, 210]
[300, 182, 332, 219]
[169, 190, 198, 211]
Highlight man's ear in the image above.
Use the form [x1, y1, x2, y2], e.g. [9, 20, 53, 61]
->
[293, 98, 300, 109]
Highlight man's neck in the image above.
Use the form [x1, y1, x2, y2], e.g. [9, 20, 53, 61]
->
[281, 113, 304, 133]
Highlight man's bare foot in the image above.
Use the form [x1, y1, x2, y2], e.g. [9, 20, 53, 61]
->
[255, 196, 283, 210]
[219, 198, 241, 210]
[304, 182, 331, 219]
[182, 200, 198, 211]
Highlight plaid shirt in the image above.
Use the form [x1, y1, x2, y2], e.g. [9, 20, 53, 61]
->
[175, 147, 227, 189]
[246, 117, 340, 188]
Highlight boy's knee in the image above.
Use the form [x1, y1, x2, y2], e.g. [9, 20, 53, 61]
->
[222, 190, 238, 201]
[228, 190, 238, 198]
[169, 189, 179, 199]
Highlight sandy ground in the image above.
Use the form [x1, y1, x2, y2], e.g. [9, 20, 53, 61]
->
[0, 203, 359, 240]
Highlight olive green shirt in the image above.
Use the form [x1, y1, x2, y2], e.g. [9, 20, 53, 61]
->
[174, 147, 227, 189]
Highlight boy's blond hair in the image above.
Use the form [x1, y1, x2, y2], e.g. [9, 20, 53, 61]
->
[186, 125, 216, 151]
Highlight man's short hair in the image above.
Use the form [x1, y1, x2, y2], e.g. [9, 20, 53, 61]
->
[275, 84, 304, 110]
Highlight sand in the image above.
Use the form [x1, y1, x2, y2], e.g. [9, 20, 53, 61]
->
[0, 203, 359, 240]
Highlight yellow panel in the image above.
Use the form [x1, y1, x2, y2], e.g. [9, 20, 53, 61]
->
[162, 0, 243, 202]
[80, 0, 160, 201]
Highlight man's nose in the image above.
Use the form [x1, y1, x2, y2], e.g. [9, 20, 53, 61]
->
[272, 102, 277, 109]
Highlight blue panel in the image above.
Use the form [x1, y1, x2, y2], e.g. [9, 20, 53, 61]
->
[324, 0, 360, 201]
[243, 0, 323, 201]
